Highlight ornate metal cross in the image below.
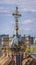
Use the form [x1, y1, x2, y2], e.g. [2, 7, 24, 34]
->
[12, 7, 21, 36]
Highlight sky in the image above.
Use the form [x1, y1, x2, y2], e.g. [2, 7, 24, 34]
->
[0, 0, 36, 37]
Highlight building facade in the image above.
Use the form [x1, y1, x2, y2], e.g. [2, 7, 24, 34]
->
[0, 34, 9, 56]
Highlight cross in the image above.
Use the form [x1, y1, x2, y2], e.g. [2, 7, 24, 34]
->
[12, 7, 21, 19]
[12, 7, 21, 36]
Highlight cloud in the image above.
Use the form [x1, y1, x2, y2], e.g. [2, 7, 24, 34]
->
[10, 19, 32, 26]
[19, 19, 32, 25]
[19, 27, 30, 31]
[0, 0, 17, 4]
[23, 28, 30, 30]
[21, 18, 36, 25]
[0, 7, 36, 16]
[0, 6, 12, 16]
[0, 6, 11, 13]
[0, 0, 36, 5]
[0, 0, 36, 16]
[20, 8, 36, 13]
[0, 0, 36, 9]
[19, 18, 36, 32]
[22, 19, 32, 24]
[18, 0, 36, 13]
[23, 18, 36, 27]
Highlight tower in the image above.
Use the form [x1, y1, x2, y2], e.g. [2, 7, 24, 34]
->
[12, 7, 23, 65]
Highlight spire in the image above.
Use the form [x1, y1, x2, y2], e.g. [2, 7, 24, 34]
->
[12, 7, 21, 36]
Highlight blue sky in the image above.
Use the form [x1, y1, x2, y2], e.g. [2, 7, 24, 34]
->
[0, 0, 36, 37]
